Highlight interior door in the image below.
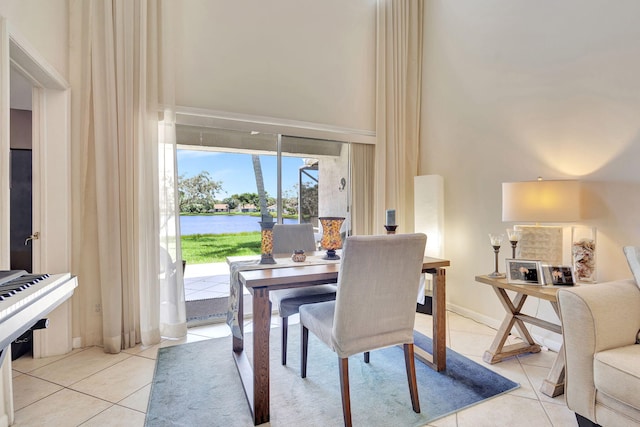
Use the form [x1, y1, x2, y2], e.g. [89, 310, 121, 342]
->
[9, 148, 32, 272]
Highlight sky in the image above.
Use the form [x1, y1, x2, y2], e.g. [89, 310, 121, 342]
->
[177, 149, 311, 200]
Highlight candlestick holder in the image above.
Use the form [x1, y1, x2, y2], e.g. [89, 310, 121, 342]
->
[384, 225, 398, 235]
[506, 228, 521, 259]
[488, 233, 506, 278]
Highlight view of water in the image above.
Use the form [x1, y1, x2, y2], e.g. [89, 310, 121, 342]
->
[180, 215, 298, 235]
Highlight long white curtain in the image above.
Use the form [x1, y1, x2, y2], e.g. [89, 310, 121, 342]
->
[375, 0, 424, 233]
[70, 0, 186, 353]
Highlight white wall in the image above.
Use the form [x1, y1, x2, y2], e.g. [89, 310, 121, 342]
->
[174, 0, 376, 132]
[0, 0, 68, 78]
[421, 1, 640, 330]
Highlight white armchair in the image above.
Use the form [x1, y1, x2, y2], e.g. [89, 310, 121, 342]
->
[558, 279, 640, 427]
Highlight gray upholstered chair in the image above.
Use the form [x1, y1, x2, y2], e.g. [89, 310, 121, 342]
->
[299, 233, 427, 427]
[269, 223, 337, 365]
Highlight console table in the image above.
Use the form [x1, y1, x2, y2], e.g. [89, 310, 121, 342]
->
[475, 275, 570, 398]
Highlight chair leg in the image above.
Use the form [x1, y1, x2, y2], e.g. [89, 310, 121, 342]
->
[281, 317, 288, 365]
[301, 325, 308, 378]
[338, 357, 352, 427]
[364, 351, 370, 363]
[403, 343, 421, 413]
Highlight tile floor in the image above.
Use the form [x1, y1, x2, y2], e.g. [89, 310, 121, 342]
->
[183, 262, 231, 301]
[10, 310, 578, 427]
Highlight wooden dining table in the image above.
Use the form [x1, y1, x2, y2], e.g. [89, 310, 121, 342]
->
[226, 252, 450, 426]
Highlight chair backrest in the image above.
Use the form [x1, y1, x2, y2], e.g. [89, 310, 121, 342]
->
[332, 233, 427, 357]
[272, 223, 317, 254]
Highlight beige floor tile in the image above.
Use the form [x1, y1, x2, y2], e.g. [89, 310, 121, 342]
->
[28, 347, 131, 387]
[119, 384, 151, 412]
[449, 330, 497, 358]
[517, 347, 557, 369]
[79, 404, 146, 427]
[13, 388, 111, 426]
[466, 354, 539, 400]
[12, 348, 87, 374]
[428, 412, 457, 426]
[456, 394, 552, 427]
[542, 401, 578, 426]
[12, 374, 63, 410]
[448, 312, 497, 336]
[188, 322, 233, 339]
[70, 356, 156, 403]
[521, 364, 567, 405]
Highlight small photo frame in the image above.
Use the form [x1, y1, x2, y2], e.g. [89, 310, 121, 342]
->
[541, 265, 575, 286]
[506, 259, 543, 285]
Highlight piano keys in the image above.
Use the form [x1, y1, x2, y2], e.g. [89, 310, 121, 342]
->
[0, 270, 78, 354]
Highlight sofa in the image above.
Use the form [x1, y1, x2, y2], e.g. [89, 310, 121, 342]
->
[558, 278, 640, 426]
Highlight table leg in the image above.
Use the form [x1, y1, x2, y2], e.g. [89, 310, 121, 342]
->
[232, 286, 272, 425]
[251, 287, 271, 425]
[483, 289, 541, 364]
[540, 302, 565, 397]
[414, 267, 446, 372]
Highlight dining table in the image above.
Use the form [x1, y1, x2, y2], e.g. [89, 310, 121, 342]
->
[226, 251, 450, 426]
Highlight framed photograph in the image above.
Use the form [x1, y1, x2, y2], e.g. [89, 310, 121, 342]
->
[505, 259, 543, 285]
[541, 265, 575, 286]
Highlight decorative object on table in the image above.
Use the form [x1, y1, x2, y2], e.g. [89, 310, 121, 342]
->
[488, 233, 506, 278]
[502, 178, 580, 264]
[541, 265, 575, 286]
[506, 228, 521, 258]
[259, 221, 276, 264]
[386, 209, 396, 227]
[505, 259, 543, 285]
[384, 225, 398, 234]
[291, 249, 306, 262]
[319, 217, 345, 260]
[571, 226, 597, 283]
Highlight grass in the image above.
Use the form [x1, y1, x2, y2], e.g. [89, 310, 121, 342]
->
[181, 232, 261, 264]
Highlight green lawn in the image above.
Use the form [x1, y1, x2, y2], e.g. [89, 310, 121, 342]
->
[181, 232, 261, 264]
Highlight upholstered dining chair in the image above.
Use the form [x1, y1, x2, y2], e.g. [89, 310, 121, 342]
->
[270, 223, 337, 365]
[299, 233, 427, 427]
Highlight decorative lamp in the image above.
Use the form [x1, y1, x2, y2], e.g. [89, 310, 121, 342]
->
[319, 217, 345, 260]
[259, 221, 276, 264]
[502, 178, 580, 264]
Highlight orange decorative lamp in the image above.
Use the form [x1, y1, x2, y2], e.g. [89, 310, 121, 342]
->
[319, 217, 345, 260]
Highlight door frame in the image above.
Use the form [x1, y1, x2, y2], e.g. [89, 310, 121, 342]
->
[0, 18, 70, 273]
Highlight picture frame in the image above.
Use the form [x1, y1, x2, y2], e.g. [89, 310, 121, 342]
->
[541, 265, 575, 286]
[505, 259, 543, 285]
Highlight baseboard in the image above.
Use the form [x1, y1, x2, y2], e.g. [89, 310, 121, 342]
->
[446, 303, 563, 353]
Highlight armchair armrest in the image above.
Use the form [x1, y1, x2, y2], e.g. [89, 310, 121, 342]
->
[558, 280, 640, 420]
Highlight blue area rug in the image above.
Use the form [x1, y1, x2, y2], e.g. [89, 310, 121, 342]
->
[145, 328, 518, 426]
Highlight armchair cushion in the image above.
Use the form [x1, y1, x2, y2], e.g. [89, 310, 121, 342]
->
[594, 345, 640, 411]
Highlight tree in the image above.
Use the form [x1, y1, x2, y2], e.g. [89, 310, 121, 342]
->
[178, 171, 223, 213]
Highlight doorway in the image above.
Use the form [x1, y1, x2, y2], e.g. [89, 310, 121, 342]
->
[175, 124, 352, 325]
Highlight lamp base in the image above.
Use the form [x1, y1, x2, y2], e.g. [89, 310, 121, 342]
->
[384, 225, 398, 235]
[260, 254, 276, 264]
[323, 249, 341, 260]
[488, 272, 506, 279]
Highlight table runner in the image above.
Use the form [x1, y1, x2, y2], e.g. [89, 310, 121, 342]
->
[226, 254, 340, 339]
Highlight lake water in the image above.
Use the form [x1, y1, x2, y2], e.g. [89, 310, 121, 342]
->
[180, 215, 297, 235]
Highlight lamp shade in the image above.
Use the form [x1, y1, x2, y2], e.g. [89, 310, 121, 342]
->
[502, 180, 580, 223]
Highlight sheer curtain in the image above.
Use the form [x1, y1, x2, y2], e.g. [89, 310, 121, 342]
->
[350, 143, 375, 236]
[375, 0, 424, 233]
[70, 0, 186, 353]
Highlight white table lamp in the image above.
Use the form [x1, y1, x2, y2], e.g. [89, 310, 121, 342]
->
[502, 179, 580, 264]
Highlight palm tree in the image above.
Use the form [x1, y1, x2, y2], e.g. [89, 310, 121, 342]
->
[252, 155, 272, 223]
